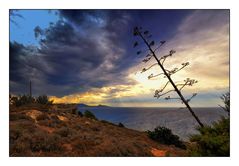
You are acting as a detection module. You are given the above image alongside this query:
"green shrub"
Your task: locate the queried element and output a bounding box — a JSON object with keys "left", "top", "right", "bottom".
{"left": 220, "top": 92, "right": 230, "bottom": 115}
{"left": 77, "top": 110, "right": 83, "bottom": 117}
{"left": 84, "top": 110, "right": 97, "bottom": 120}
{"left": 118, "top": 122, "right": 125, "bottom": 127}
{"left": 12, "top": 95, "right": 35, "bottom": 107}
{"left": 36, "top": 95, "right": 53, "bottom": 105}
{"left": 10, "top": 94, "right": 52, "bottom": 107}
{"left": 188, "top": 117, "right": 229, "bottom": 156}
{"left": 147, "top": 126, "right": 186, "bottom": 149}
{"left": 101, "top": 120, "right": 116, "bottom": 126}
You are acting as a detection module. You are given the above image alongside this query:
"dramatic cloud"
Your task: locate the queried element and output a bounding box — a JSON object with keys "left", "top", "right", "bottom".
{"left": 158, "top": 10, "right": 229, "bottom": 92}
{"left": 129, "top": 10, "right": 229, "bottom": 106}
{"left": 10, "top": 10, "right": 229, "bottom": 106}
{"left": 10, "top": 10, "right": 138, "bottom": 96}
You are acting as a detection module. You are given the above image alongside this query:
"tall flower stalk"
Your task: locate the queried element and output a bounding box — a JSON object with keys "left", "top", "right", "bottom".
{"left": 133, "top": 27, "right": 204, "bottom": 127}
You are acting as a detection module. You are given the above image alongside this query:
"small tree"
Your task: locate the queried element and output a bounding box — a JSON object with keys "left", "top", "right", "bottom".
{"left": 12, "top": 95, "right": 35, "bottom": 107}
{"left": 147, "top": 126, "right": 186, "bottom": 149}
{"left": 219, "top": 92, "right": 230, "bottom": 116}
{"left": 189, "top": 117, "right": 229, "bottom": 156}
{"left": 118, "top": 122, "right": 125, "bottom": 128}
{"left": 188, "top": 92, "right": 230, "bottom": 156}
{"left": 84, "top": 110, "right": 97, "bottom": 120}
{"left": 133, "top": 27, "right": 204, "bottom": 127}
{"left": 36, "top": 95, "right": 53, "bottom": 105}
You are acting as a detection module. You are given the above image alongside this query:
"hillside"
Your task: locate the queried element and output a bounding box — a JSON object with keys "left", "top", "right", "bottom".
{"left": 9, "top": 104, "right": 186, "bottom": 157}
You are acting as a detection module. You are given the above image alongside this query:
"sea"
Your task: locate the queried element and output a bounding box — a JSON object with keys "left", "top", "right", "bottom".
{"left": 77, "top": 106, "right": 228, "bottom": 141}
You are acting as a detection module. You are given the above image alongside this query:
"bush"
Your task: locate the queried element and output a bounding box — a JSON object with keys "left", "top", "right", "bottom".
{"left": 30, "top": 132, "right": 63, "bottom": 152}
{"left": 147, "top": 126, "right": 186, "bottom": 149}
{"left": 11, "top": 95, "right": 35, "bottom": 107}
{"left": 36, "top": 113, "right": 49, "bottom": 121}
{"left": 37, "top": 115, "right": 65, "bottom": 128}
{"left": 10, "top": 127, "right": 22, "bottom": 143}
{"left": 84, "top": 110, "right": 97, "bottom": 120}
{"left": 219, "top": 92, "right": 230, "bottom": 116}
{"left": 10, "top": 94, "right": 53, "bottom": 107}
{"left": 188, "top": 117, "right": 229, "bottom": 156}
{"left": 101, "top": 120, "right": 115, "bottom": 126}
{"left": 118, "top": 122, "right": 125, "bottom": 127}
{"left": 10, "top": 129, "right": 63, "bottom": 156}
{"left": 10, "top": 140, "right": 30, "bottom": 156}
{"left": 36, "top": 95, "right": 53, "bottom": 105}
{"left": 71, "top": 108, "right": 77, "bottom": 114}
{"left": 10, "top": 113, "right": 34, "bottom": 121}
{"left": 56, "top": 127, "right": 71, "bottom": 137}
{"left": 77, "top": 110, "right": 83, "bottom": 117}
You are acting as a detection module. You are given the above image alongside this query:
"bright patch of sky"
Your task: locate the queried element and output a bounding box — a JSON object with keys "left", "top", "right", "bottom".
{"left": 10, "top": 10, "right": 60, "bottom": 46}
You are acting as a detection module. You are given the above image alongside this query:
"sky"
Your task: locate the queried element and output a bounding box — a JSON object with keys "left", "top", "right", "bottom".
{"left": 9, "top": 9, "right": 229, "bottom": 107}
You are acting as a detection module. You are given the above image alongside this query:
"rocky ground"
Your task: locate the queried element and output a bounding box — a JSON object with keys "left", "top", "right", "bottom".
{"left": 9, "top": 104, "right": 186, "bottom": 157}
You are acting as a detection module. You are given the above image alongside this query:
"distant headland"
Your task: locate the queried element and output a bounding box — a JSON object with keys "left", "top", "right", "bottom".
{"left": 78, "top": 103, "right": 110, "bottom": 107}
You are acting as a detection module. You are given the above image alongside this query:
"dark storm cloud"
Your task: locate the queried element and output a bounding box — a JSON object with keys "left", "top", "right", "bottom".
{"left": 59, "top": 10, "right": 106, "bottom": 26}
{"left": 10, "top": 10, "right": 194, "bottom": 97}
{"left": 10, "top": 42, "right": 27, "bottom": 83}
{"left": 10, "top": 10, "right": 138, "bottom": 96}
{"left": 10, "top": 42, "right": 49, "bottom": 94}
{"left": 34, "top": 26, "right": 44, "bottom": 38}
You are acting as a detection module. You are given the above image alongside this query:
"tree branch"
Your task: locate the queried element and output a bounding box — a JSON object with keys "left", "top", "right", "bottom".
{"left": 186, "top": 93, "right": 197, "bottom": 103}
{"left": 165, "top": 96, "right": 181, "bottom": 100}
{"left": 177, "top": 78, "right": 198, "bottom": 91}
{"left": 148, "top": 73, "right": 164, "bottom": 79}
{"left": 160, "top": 81, "right": 170, "bottom": 92}
{"left": 218, "top": 104, "right": 229, "bottom": 113}
{"left": 141, "top": 63, "right": 158, "bottom": 73}
{"left": 154, "top": 89, "right": 174, "bottom": 99}
{"left": 153, "top": 41, "right": 166, "bottom": 52}
{"left": 165, "top": 62, "right": 190, "bottom": 77}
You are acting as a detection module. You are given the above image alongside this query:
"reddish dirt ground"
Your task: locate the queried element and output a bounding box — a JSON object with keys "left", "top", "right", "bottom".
{"left": 9, "top": 105, "right": 186, "bottom": 157}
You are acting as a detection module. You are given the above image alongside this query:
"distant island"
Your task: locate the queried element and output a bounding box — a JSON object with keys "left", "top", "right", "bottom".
{"left": 78, "top": 103, "right": 89, "bottom": 107}
{"left": 97, "top": 104, "right": 109, "bottom": 107}
{"left": 78, "top": 103, "right": 110, "bottom": 107}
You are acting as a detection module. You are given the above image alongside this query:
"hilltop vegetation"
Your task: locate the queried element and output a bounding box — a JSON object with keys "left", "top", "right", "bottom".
{"left": 147, "top": 126, "right": 186, "bottom": 149}
{"left": 10, "top": 94, "right": 53, "bottom": 107}
{"left": 187, "top": 92, "right": 230, "bottom": 156}
{"left": 188, "top": 117, "right": 229, "bottom": 156}
{"left": 9, "top": 93, "right": 229, "bottom": 157}
{"left": 9, "top": 102, "right": 186, "bottom": 157}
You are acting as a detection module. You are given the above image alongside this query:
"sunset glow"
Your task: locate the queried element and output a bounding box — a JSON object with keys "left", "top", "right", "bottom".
{"left": 10, "top": 10, "right": 229, "bottom": 107}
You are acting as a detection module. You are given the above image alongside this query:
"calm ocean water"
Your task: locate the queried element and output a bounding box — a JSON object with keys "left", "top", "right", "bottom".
{"left": 77, "top": 106, "right": 228, "bottom": 140}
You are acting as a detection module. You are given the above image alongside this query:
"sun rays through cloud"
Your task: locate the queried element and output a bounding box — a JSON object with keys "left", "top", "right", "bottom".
{"left": 10, "top": 9, "right": 229, "bottom": 107}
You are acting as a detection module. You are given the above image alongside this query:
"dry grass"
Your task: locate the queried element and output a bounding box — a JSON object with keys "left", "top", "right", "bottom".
{"left": 9, "top": 104, "right": 186, "bottom": 157}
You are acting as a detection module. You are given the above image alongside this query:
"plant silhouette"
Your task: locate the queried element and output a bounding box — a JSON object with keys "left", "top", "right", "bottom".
{"left": 133, "top": 26, "right": 204, "bottom": 127}
{"left": 219, "top": 92, "right": 230, "bottom": 116}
